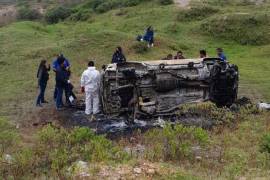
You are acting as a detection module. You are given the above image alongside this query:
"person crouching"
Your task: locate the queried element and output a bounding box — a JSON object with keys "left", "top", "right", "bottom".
{"left": 81, "top": 61, "right": 101, "bottom": 116}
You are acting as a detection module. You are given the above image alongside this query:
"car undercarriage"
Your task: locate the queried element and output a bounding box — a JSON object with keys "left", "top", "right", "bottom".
{"left": 100, "top": 58, "right": 239, "bottom": 119}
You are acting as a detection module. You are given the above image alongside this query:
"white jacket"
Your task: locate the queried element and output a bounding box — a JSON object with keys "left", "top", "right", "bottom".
{"left": 81, "top": 67, "right": 101, "bottom": 92}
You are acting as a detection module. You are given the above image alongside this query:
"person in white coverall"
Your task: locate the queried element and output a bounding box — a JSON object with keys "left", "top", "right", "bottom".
{"left": 81, "top": 61, "right": 101, "bottom": 115}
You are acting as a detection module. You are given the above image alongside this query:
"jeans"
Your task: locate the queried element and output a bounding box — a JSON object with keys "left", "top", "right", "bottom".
{"left": 54, "top": 85, "right": 72, "bottom": 104}
{"left": 36, "top": 83, "right": 47, "bottom": 105}
{"left": 56, "top": 87, "right": 64, "bottom": 109}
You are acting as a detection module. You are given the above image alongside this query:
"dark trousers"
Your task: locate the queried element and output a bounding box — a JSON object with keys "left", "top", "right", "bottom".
{"left": 54, "top": 86, "right": 72, "bottom": 104}
{"left": 56, "top": 87, "right": 64, "bottom": 109}
{"left": 36, "top": 83, "right": 47, "bottom": 105}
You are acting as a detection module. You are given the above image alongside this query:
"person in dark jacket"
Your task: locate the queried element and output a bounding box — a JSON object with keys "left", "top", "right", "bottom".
{"left": 200, "top": 49, "right": 207, "bottom": 58}
{"left": 174, "top": 51, "right": 185, "bottom": 59}
{"left": 55, "top": 61, "right": 69, "bottom": 110}
{"left": 36, "top": 60, "right": 50, "bottom": 107}
{"left": 112, "top": 46, "right": 126, "bottom": 64}
{"left": 53, "top": 54, "right": 71, "bottom": 102}
{"left": 143, "top": 26, "right": 154, "bottom": 48}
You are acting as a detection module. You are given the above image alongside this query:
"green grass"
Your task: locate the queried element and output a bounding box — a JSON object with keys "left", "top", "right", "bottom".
{"left": 0, "top": 1, "right": 269, "bottom": 111}
{"left": 0, "top": 1, "right": 270, "bottom": 177}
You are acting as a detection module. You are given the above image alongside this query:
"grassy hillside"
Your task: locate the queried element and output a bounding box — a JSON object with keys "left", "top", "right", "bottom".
{"left": 1, "top": 1, "right": 270, "bottom": 115}
{"left": 1, "top": 0, "right": 270, "bottom": 179}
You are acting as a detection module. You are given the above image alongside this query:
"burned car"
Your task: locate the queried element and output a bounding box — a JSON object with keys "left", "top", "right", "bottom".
{"left": 100, "top": 58, "right": 239, "bottom": 118}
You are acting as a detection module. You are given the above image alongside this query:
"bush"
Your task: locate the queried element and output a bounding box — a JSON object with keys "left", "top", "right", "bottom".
{"left": 223, "top": 148, "right": 248, "bottom": 178}
{"left": 1, "top": 125, "right": 129, "bottom": 179}
{"left": 200, "top": 13, "right": 270, "bottom": 45}
{"left": 158, "top": 0, "right": 174, "bottom": 5}
{"left": 45, "top": 6, "right": 72, "bottom": 24}
{"left": 0, "top": 118, "right": 19, "bottom": 155}
{"left": 80, "top": 0, "right": 151, "bottom": 14}
{"left": 143, "top": 124, "right": 209, "bottom": 161}
{"left": 69, "top": 9, "right": 93, "bottom": 21}
{"left": 177, "top": 102, "right": 235, "bottom": 125}
{"left": 132, "top": 42, "right": 149, "bottom": 54}
{"left": 17, "top": 7, "right": 42, "bottom": 20}
{"left": 260, "top": 133, "right": 270, "bottom": 154}
{"left": 177, "top": 5, "right": 219, "bottom": 21}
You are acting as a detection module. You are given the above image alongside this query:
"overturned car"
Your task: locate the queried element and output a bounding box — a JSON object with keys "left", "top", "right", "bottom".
{"left": 100, "top": 58, "right": 239, "bottom": 118}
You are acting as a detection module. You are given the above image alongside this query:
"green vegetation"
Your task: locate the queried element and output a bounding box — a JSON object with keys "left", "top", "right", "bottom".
{"left": 17, "top": 6, "right": 42, "bottom": 20}
{"left": 0, "top": 120, "right": 129, "bottom": 179}
{"left": 260, "top": 133, "right": 270, "bottom": 154}
{"left": 0, "top": 0, "right": 270, "bottom": 179}
{"left": 45, "top": 6, "right": 73, "bottom": 24}
{"left": 201, "top": 13, "right": 270, "bottom": 45}
{"left": 177, "top": 5, "right": 219, "bottom": 21}
{"left": 144, "top": 124, "right": 209, "bottom": 161}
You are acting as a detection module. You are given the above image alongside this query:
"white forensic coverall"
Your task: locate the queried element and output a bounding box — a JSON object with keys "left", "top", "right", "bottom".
{"left": 81, "top": 67, "right": 101, "bottom": 115}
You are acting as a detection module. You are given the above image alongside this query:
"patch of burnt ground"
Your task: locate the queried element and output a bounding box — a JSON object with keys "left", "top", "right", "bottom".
{"left": 54, "top": 97, "right": 254, "bottom": 138}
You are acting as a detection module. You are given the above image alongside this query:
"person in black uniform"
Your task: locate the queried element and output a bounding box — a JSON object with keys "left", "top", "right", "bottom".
{"left": 112, "top": 46, "right": 126, "bottom": 64}
{"left": 36, "top": 60, "right": 50, "bottom": 107}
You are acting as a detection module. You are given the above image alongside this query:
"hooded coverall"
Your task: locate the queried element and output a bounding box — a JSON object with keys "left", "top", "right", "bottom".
{"left": 81, "top": 67, "right": 101, "bottom": 115}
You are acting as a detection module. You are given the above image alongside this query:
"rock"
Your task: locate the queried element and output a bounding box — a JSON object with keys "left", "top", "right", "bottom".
{"left": 133, "top": 167, "right": 142, "bottom": 174}
{"left": 195, "top": 156, "right": 202, "bottom": 161}
{"left": 146, "top": 168, "right": 155, "bottom": 175}
{"left": 69, "top": 160, "right": 90, "bottom": 178}
{"left": 258, "top": 103, "right": 270, "bottom": 110}
{"left": 4, "top": 154, "right": 13, "bottom": 163}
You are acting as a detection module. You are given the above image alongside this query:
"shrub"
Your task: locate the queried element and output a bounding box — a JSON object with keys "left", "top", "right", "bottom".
{"left": 200, "top": 13, "right": 270, "bottom": 45}
{"left": 158, "top": 0, "right": 174, "bottom": 5}
{"left": 177, "top": 5, "right": 219, "bottom": 21}
{"left": 0, "top": 125, "right": 130, "bottom": 178}
{"left": 0, "top": 118, "right": 19, "bottom": 155}
{"left": 45, "top": 6, "right": 72, "bottom": 24}
{"left": 69, "top": 9, "right": 93, "bottom": 21}
{"left": 17, "top": 7, "right": 42, "bottom": 20}
{"left": 143, "top": 124, "right": 209, "bottom": 161}
{"left": 223, "top": 148, "right": 248, "bottom": 178}
{"left": 177, "top": 102, "right": 235, "bottom": 125}
{"left": 260, "top": 133, "right": 270, "bottom": 154}
{"left": 80, "top": 0, "right": 152, "bottom": 14}
{"left": 132, "top": 42, "right": 149, "bottom": 54}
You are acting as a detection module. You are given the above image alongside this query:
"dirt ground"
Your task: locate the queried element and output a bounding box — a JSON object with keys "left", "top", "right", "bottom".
{"left": 174, "top": 0, "right": 190, "bottom": 8}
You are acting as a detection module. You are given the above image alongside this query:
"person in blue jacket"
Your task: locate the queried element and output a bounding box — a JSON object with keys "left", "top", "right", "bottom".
{"left": 143, "top": 26, "right": 154, "bottom": 48}
{"left": 36, "top": 60, "right": 50, "bottom": 107}
{"left": 217, "top": 48, "right": 227, "bottom": 62}
{"left": 52, "top": 54, "right": 71, "bottom": 102}
{"left": 55, "top": 60, "right": 70, "bottom": 110}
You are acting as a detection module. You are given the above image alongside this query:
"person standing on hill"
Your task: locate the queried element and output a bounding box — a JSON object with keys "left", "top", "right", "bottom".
{"left": 217, "top": 48, "right": 227, "bottom": 62}
{"left": 36, "top": 60, "right": 50, "bottom": 107}
{"left": 199, "top": 49, "right": 207, "bottom": 58}
{"left": 52, "top": 54, "right": 71, "bottom": 103}
{"left": 81, "top": 61, "right": 101, "bottom": 116}
{"left": 112, "top": 47, "right": 126, "bottom": 64}
{"left": 174, "top": 51, "right": 185, "bottom": 59}
{"left": 55, "top": 60, "right": 70, "bottom": 110}
{"left": 143, "top": 26, "right": 154, "bottom": 48}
